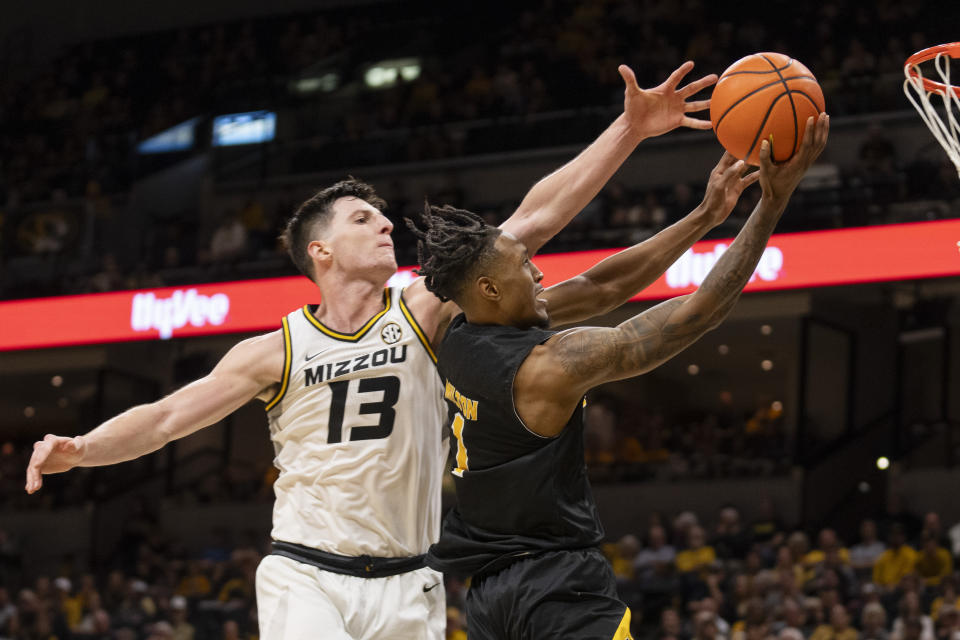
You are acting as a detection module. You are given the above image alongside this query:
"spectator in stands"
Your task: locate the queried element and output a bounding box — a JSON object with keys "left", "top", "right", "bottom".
{"left": 168, "top": 595, "right": 194, "bottom": 640}
{"left": 788, "top": 531, "right": 812, "bottom": 566}
{"left": 893, "top": 592, "right": 935, "bottom": 640}
{"left": 851, "top": 520, "right": 887, "bottom": 577}
{"left": 713, "top": 506, "right": 751, "bottom": 560}
{"left": 811, "top": 603, "right": 859, "bottom": 640}
{"left": 693, "top": 609, "right": 723, "bottom": 640}
{"left": 446, "top": 606, "right": 468, "bottom": 640}
{"left": 916, "top": 532, "right": 953, "bottom": 587}
{"left": 207, "top": 211, "right": 248, "bottom": 264}
{"left": 72, "top": 590, "right": 110, "bottom": 637}
{"left": 922, "top": 513, "right": 948, "bottom": 548}
{"left": 932, "top": 578, "right": 960, "bottom": 621}
{"left": 677, "top": 526, "right": 718, "bottom": 576}
{"left": 783, "top": 596, "right": 815, "bottom": 638}
{"left": 605, "top": 534, "right": 641, "bottom": 581}
{"left": 0, "top": 588, "right": 15, "bottom": 638}
{"left": 806, "top": 528, "right": 851, "bottom": 568}
{"left": 636, "top": 524, "right": 677, "bottom": 582}
{"left": 933, "top": 605, "right": 960, "bottom": 640}
{"left": 750, "top": 496, "right": 785, "bottom": 548}
{"left": 874, "top": 525, "right": 918, "bottom": 590}
{"left": 861, "top": 602, "right": 890, "bottom": 640}
{"left": 660, "top": 608, "right": 686, "bottom": 640}
{"left": 88, "top": 253, "right": 125, "bottom": 293}
{"left": 176, "top": 561, "right": 212, "bottom": 598}
{"left": 52, "top": 576, "right": 81, "bottom": 631}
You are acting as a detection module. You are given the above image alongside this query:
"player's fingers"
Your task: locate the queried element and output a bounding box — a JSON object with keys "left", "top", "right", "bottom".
{"left": 715, "top": 151, "right": 738, "bottom": 171}
{"left": 663, "top": 60, "right": 695, "bottom": 89}
{"left": 680, "top": 116, "right": 714, "bottom": 130}
{"left": 740, "top": 171, "right": 762, "bottom": 189}
{"left": 618, "top": 64, "right": 640, "bottom": 92}
{"left": 798, "top": 116, "right": 816, "bottom": 155}
{"left": 25, "top": 442, "right": 50, "bottom": 493}
{"left": 721, "top": 159, "right": 746, "bottom": 184}
{"left": 683, "top": 99, "right": 711, "bottom": 113}
{"left": 815, "top": 113, "right": 830, "bottom": 149}
{"left": 759, "top": 138, "right": 773, "bottom": 170}
{"left": 710, "top": 152, "right": 737, "bottom": 179}
{"left": 678, "top": 74, "right": 718, "bottom": 98}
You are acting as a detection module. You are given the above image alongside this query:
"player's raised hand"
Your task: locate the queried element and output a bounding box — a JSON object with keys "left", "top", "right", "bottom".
{"left": 758, "top": 112, "right": 830, "bottom": 205}
{"left": 699, "top": 152, "right": 761, "bottom": 227}
{"left": 619, "top": 61, "right": 717, "bottom": 141}
{"left": 25, "top": 433, "right": 86, "bottom": 494}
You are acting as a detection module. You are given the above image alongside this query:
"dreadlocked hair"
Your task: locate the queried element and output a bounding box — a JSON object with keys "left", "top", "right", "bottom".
{"left": 404, "top": 203, "right": 501, "bottom": 302}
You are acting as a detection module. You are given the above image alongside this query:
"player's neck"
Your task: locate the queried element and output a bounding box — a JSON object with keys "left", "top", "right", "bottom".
{"left": 461, "top": 302, "right": 507, "bottom": 327}
{"left": 312, "top": 275, "right": 388, "bottom": 334}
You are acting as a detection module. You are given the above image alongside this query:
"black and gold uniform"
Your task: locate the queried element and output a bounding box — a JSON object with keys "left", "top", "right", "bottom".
{"left": 427, "top": 314, "right": 633, "bottom": 640}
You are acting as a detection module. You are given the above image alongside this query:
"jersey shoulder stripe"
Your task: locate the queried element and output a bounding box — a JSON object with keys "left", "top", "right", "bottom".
{"left": 264, "top": 315, "right": 292, "bottom": 411}
{"left": 398, "top": 289, "right": 437, "bottom": 363}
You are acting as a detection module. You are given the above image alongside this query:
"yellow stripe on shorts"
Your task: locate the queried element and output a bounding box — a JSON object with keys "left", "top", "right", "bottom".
{"left": 612, "top": 608, "right": 633, "bottom": 640}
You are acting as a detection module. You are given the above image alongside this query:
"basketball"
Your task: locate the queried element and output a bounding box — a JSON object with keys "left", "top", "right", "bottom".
{"left": 710, "top": 53, "right": 825, "bottom": 165}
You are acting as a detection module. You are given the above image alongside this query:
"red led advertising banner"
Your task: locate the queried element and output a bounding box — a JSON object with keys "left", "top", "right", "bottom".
{"left": 2, "top": 219, "right": 959, "bottom": 351}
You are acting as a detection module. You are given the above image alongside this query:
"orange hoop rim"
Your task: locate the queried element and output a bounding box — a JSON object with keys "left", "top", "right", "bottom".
{"left": 904, "top": 42, "right": 960, "bottom": 97}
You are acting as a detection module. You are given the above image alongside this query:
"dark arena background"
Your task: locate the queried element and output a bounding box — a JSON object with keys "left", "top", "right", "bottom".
{"left": 2, "top": 0, "right": 960, "bottom": 638}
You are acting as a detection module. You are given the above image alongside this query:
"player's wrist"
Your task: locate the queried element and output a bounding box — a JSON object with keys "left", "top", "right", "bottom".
{"left": 688, "top": 203, "right": 717, "bottom": 228}
{"left": 618, "top": 113, "right": 648, "bottom": 145}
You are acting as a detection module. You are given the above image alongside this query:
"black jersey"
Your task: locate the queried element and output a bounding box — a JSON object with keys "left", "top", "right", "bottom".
{"left": 426, "top": 314, "right": 604, "bottom": 578}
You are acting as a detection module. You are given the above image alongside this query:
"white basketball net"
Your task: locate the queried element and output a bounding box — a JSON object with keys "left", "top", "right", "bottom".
{"left": 904, "top": 51, "right": 960, "bottom": 177}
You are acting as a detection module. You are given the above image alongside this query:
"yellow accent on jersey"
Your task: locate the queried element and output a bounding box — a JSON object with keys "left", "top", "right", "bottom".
{"left": 398, "top": 292, "right": 437, "bottom": 363}
{"left": 612, "top": 608, "right": 633, "bottom": 640}
{"left": 264, "top": 316, "right": 292, "bottom": 412}
{"left": 301, "top": 289, "right": 392, "bottom": 341}
{"left": 452, "top": 412, "right": 468, "bottom": 476}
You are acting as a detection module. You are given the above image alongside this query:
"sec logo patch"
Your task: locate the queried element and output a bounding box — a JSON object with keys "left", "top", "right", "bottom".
{"left": 381, "top": 322, "right": 403, "bottom": 345}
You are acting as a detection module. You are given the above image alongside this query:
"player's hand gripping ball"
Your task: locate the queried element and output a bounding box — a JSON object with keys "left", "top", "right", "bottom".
{"left": 710, "top": 53, "right": 825, "bottom": 165}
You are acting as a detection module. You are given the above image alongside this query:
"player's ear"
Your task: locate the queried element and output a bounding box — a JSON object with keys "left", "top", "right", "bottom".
{"left": 476, "top": 276, "right": 500, "bottom": 302}
{"left": 308, "top": 239, "right": 332, "bottom": 267}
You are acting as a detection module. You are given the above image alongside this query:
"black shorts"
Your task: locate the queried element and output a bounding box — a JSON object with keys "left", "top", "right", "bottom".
{"left": 465, "top": 547, "right": 633, "bottom": 640}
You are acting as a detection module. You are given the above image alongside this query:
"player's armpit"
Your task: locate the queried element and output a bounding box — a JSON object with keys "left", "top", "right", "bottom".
{"left": 159, "top": 330, "right": 285, "bottom": 441}
{"left": 401, "top": 277, "right": 462, "bottom": 349}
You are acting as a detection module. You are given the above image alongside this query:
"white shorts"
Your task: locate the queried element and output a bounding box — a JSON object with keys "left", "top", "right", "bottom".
{"left": 255, "top": 553, "right": 445, "bottom": 640}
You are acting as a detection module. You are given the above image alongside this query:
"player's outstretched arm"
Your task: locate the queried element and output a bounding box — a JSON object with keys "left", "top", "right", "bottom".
{"left": 516, "top": 114, "right": 829, "bottom": 437}
{"left": 500, "top": 61, "right": 717, "bottom": 256}
{"left": 25, "top": 330, "right": 284, "bottom": 494}
{"left": 405, "top": 63, "right": 716, "bottom": 344}
{"left": 543, "top": 152, "right": 759, "bottom": 327}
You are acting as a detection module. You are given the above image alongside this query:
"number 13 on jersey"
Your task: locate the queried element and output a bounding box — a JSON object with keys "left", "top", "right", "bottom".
{"left": 451, "top": 412, "right": 469, "bottom": 477}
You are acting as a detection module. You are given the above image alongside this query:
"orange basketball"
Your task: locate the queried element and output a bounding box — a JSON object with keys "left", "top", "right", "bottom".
{"left": 710, "top": 53, "right": 825, "bottom": 166}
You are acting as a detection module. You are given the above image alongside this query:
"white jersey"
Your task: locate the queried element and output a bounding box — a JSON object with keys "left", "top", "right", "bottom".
{"left": 264, "top": 287, "right": 447, "bottom": 557}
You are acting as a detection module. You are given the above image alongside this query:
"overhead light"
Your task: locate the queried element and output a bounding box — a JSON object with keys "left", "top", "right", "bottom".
{"left": 364, "top": 58, "right": 421, "bottom": 89}
{"left": 687, "top": 364, "right": 700, "bottom": 375}
{"left": 718, "top": 344, "right": 729, "bottom": 355}
{"left": 24, "top": 407, "right": 35, "bottom": 418}
{"left": 771, "top": 400, "right": 783, "bottom": 411}
{"left": 51, "top": 375, "right": 63, "bottom": 387}
{"left": 292, "top": 72, "right": 339, "bottom": 94}
{"left": 761, "top": 359, "right": 773, "bottom": 371}
{"left": 876, "top": 456, "right": 890, "bottom": 470}
{"left": 761, "top": 324, "right": 773, "bottom": 335}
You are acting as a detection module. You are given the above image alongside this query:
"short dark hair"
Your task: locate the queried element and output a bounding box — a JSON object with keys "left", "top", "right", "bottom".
{"left": 404, "top": 203, "right": 501, "bottom": 302}
{"left": 282, "top": 178, "right": 386, "bottom": 281}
